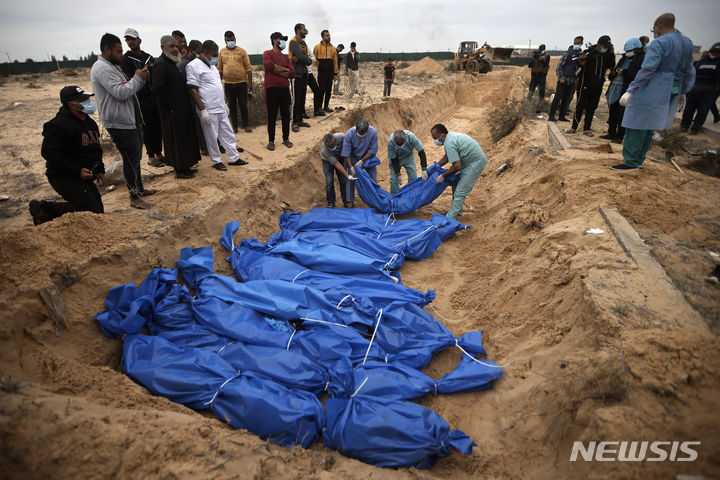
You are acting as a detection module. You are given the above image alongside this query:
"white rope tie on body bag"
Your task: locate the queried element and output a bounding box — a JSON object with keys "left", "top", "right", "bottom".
{"left": 362, "top": 309, "right": 383, "bottom": 365}
{"left": 377, "top": 213, "right": 397, "bottom": 240}
{"left": 392, "top": 225, "right": 438, "bottom": 249}
{"left": 299, "top": 317, "right": 350, "bottom": 328}
{"left": 286, "top": 328, "right": 297, "bottom": 350}
{"left": 291, "top": 269, "right": 310, "bottom": 284}
{"left": 336, "top": 295, "right": 355, "bottom": 309}
{"left": 351, "top": 376, "right": 369, "bottom": 397}
{"left": 430, "top": 302, "right": 482, "bottom": 325}
{"left": 455, "top": 339, "right": 514, "bottom": 369}
{"left": 204, "top": 373, "right": 240, "bottom": 407}
{"left": 383, "top": 253, "right": 399, "bottom": 271}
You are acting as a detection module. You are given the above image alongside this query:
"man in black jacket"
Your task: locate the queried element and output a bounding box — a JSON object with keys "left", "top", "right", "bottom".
{"left": 289, "top": 23, "right": 313, "bottom": 132}
{"left": 681, "top": 43, "right": 720, "bottom": 134}
{"left": 601, "top": 38, "right": 645, "bottom": 142}
{"left": 153, "top": 35, "right": 200, "bottom": 178}
{"left": 29, "top": 86, "right": 106, "bottom": 225}
{"left": 568, "top": 35, "right": 616, "bottom": 135}
{"left": 122, "top": 28, "right": 164, "bottom": 167}
{"left": 548, "top": 36, "right": 583, "bottom": 122}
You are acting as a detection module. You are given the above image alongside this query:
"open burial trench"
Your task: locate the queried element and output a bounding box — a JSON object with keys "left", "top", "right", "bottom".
{"left": 1, "top": 72, "right": 719, "bottom": 479}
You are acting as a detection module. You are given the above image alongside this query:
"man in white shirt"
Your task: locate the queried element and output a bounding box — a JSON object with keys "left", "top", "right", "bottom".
{"left": 186, "top": 40, "right": 247, "bottom": 170}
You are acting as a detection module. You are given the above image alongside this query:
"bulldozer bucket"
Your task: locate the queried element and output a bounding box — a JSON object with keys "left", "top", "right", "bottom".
{"left": 487, "top": 47, "right": 514, "bottom": 62}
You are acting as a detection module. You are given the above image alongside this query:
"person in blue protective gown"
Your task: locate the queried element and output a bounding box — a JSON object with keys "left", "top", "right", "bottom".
{"left": 429, "top": 124, "right": 488, "bottom": 219}
{"left": 342, "top": 117, "right": 378, "bottom": 207}
{"left": 613, "top": 13, "right": 695, "bottom": 171}
{"left": 387, "top": 129, "right": 428, "bottom": 195}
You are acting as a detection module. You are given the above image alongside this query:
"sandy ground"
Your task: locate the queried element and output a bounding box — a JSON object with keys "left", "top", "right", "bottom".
{"left": 1, "top": 62, "right": 719, "bottom": 479}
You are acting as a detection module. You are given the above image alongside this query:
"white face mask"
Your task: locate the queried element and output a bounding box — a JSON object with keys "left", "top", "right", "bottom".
{"left": 573, "top": 44, "right": 582, "bottom": 50}
{"left": 626, "top": 51, "right": 635, "bottom": 57}
{"left": 356, "top": 131, "right": 366, "bottom": 139}
{"left": 434, "top": 137, "right": 444, "bottom": 146}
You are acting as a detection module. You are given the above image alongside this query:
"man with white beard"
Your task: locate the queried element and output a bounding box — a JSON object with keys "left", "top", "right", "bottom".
{"left": 152, "top": 35, "right": 200, "bottom": 178}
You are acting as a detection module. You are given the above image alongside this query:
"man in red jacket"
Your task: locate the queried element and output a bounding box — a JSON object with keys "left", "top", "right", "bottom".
{"left": 263, "top": 32, "right": 296, "bottom": 151}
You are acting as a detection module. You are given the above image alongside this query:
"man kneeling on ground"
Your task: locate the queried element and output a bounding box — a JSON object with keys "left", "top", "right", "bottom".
{"left": 29, "top": 86, "right": 106, "bottom": 225}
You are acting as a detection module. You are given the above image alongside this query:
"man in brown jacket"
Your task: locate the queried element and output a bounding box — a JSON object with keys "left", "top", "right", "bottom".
{"left": 528, "top": 43, "right": 550, "bottom": 112}
{"left": 218, "top": 30, "right": 253, "bottom": 133}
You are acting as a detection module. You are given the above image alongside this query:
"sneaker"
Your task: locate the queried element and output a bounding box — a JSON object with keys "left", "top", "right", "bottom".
{"left": 228, "top": 159, "right": 248, "bottom": 166}
{"left": 314, "top": 110, "right": 326, "bottom": 117}
{"left": 323, "top": 107, "right": 332, "bottom": 113}
{"left": 282, "top": 139, "right": 293, "bottom": 148}
{"left": 130, "top": 198, "right": 152, "bottom": 209}
{"left": 211, "top": 163, "right": 227, "bottom": 171}
{"left": 267, "top": 142, "right": 275, "bottom": 151}
{"left": 327, "top": 203, "right": 335, "bottom": 208}
{"left": 175, "top": 171, "right": 196, "bottom": 179}
{"left": 292, "top": 124, "right": 301, "bottom": 133}
{"left": 547, "top": 117, "right": 557, "bottom": 122}
{"left": 612, "top": 138, "right": 623, "bottom": 144}
{"left": 599, "top": 134, "right": 615, "bottom": 140}
{"left": 148, "top": 157, "right": 165, "bottom": 167}
{"left": 299, "top": 121, "right": 311, "bottom": 128}
{"left": 610, "top": 164, "right": 639, "bottom": 171}
{"left": 141, "top": 188, "right": 158, "bottom": 196}
{"left": 706, "top": 266, "right": 720, "bottom": 285}
{"left": 558, "top": 116, "right": 570, "bottom": 122}
{"left": 28, "top": 199, "right": 52, "bottom": 225}
{"left": 583, "top": 130, "right": 594, "bottom": 137}
{"left": 564, "top": 128, "right": 577, "bottom": 134}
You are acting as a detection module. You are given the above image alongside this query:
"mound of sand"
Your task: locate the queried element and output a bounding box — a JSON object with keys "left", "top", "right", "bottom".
{"left": 403, "top": 56, "right": 444, "bottom": 74}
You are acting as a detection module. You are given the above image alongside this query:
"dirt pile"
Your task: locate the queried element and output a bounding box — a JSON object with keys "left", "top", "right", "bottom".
{"left": 403, "top": 56, "right": 444, "bottom": 75}
{"left": 1, "top": 67, "right": 719, "bottom": 479}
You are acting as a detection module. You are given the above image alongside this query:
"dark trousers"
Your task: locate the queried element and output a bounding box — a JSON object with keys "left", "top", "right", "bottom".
{"left": 323, "top": 160, "right": 348, "bottom": 206}
{"left": 681, "top": 88, "right": 717, "bottom": 133}
{"left": 224, "top": 82, "right": 249, "bottom": 130}
{"left": 528, "top": 73, "right": 547, "bottom": 98}
{"left": 548, "top": 80, "right": 573, "bottom": 119}
{"left": 43, "top": 175, "right": 104, "bottom": 219}
{"left": 107, "top": 125, "right": 145, "bottom": 200}
{"left": 141, "top": 106, "right": 163, "bottom": 157}
{"left": 572, "top": 86, "right": 602, "bottom": 131}
{"left": 711, "top": 91, "right": 719, "bottom": 119}
{"left": 607, "top": 102, "right": 626, "bottom": 139}
{"left": 266, "top": 87, "right": 291, "bottom": 142}
{"left": 384, "top": 80, "right": 392, "bottom": 97}
{"left": 314, "top": 67, "right": 333, "bottom": 112}
{"left": 293, "top": 75, "right": 308, "bottom": 125}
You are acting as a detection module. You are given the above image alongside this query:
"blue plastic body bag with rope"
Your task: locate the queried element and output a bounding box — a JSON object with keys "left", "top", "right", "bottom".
{"left": 355, "top": 163, "right": 459, "bottom": 215}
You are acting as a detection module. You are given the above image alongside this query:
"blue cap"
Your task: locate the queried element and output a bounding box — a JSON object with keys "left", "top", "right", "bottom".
{"left": 624, "top": 38, "right": 642, "bottom": 52}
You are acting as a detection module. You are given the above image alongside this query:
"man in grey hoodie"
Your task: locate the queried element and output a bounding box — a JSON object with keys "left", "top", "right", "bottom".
{"left": 91, "top": 32, "right": 156, "bottom": 209}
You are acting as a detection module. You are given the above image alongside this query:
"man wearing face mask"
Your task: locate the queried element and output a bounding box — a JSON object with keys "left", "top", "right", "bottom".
{"left": 613, "top": 13, "right": 695, "bottom": 171}
{"left": 218, "top": 30, "right": 253, "bottom": 134}
{"left": 91, "top": 32, "right": 155, "bottom": 210}
{"left": 430, "top": 124, "right": 488, "bottom": 219}
{"left": 186, "top": 40, "right": 247, "bottom": 170}
{"left": 387, "top": 129, "right": 427, "bottom": 195}
{"left": 342, "top": 117, "right": 378, "bottom": 208}
{"left": 567, "top": 35, "right": 615, "bottom": 135}
{"left": 313, "top": 30, "right": 339, "bottom": 116}
{"left": 263, "top": 32, "right": 295, "bottom": 150}
{"left": 639, "top": 36, "right": 650, "bottom": 52}
{"left": 528, "top": 44, "right": 551, "bottom": 111}
{"left": 680, "top": 42, "right": 720, "bottom": 135}
{"left": 549, "top": 36, "right": 583, "bottom": 122}
{"left": 152, "top": 35, "right": 200, "bottom": 179}
{"left": 29, "top": 86, "right": 105, "bottom": 225}
{"left": 601, "top": 38, "right": 645, "bottom": 143}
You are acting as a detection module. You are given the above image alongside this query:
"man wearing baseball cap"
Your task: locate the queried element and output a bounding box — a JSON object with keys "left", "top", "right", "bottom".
{"left": 29, "top": 86, "right": 106, "bottom": 225}
{"left": 680, "top": 42, "right": 720, "bottom": 135}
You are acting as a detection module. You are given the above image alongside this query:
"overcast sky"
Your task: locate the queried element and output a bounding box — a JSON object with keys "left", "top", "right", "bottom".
{"left": 1, "top": 0, "right": 716, "bottom": 62}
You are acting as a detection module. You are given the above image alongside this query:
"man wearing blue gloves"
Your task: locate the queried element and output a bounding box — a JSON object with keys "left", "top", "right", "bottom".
{"left": 430, "top": 124, "right": 488, "bottom": 218}
{"left": 387, "top": 129, "right": 427, "bottom": 195}
{"left": 342, "top": 117, "right": 378, "bottom": 207}
{"left": 613, "top": 13, "right": 695, "bottom": 171}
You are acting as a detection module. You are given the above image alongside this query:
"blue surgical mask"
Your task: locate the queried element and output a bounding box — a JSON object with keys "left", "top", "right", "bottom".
{"left": 278, "top": 40, "right": 286, "bottom": 50}
{"left": 540, "top": 50, "right": 545, "bottom": 54}
{"left": 80, "top": 98, "right": 96, "bottom": 115}
{"left": 226, "top": 41, "right": 236, "bottom": 49}
{"left": 210, "top": 56, "right": 218, "bottom": 66}
{"left": 434, "top": 137, "right": 444, "bottom": 146}
{"left": 356, "top": 131, "right": 366, "bottom": 139}
{"left": 573, "top": 44, "right": 582, "bottom": 51}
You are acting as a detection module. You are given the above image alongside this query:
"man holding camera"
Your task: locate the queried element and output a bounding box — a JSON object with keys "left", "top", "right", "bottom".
{"left": 528, "top": 44, "right": 551, "bottom": 112}
{"left": 568, "top": 35, "right": 615, "bottom": 135}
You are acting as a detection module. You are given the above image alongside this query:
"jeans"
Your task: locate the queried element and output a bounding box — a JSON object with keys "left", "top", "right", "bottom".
{"left": 389, "top": 156, "right": 418, "bottom": 195}
{"left": 572, "top": 85, "right": 602, "bottom": 131}
{"left": 323, "top": 160, "right": 348, "bottom": 206}
{"left": 528, "top": 73, "right": 547, "bottom": 98}
{"left": 345, "top": 165, "right": 377, "bottom": 203}
{"left": 621, "top": 129, "right": 654, "bottom": 167}
{"left": 548, "top": 80, "right": 573, "bottom": 119}
{"left": 383, "top": 80, "right": 392, "bottom": 97}
{"left": 107, "top": 125, "right": 144, "bottom": 200}
{"left": 293, "top": 75, "right": 308, "bottom": 125}
{"left": 266, "top": 87, "right": 291, "bottom": 142}
{"left": 681, "top": 88, "right": 717, "bottom": 133}
{"left": 224, "top": 82, "right": 249, "bottom": 130}
{"left": 42, "top": 175, "right": 104, "bottom": 219}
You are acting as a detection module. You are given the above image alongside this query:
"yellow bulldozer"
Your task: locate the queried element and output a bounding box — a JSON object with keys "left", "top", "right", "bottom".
{"left": 454, "top": 41, "right": 514, "bottom": 74}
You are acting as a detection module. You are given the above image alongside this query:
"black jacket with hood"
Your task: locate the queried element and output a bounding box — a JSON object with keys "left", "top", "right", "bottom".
{"left": 578, "top": 45, "right": 617, "bottom": 89}
{"left": 41, "top": 106, "right": 104, "bottom": 179}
